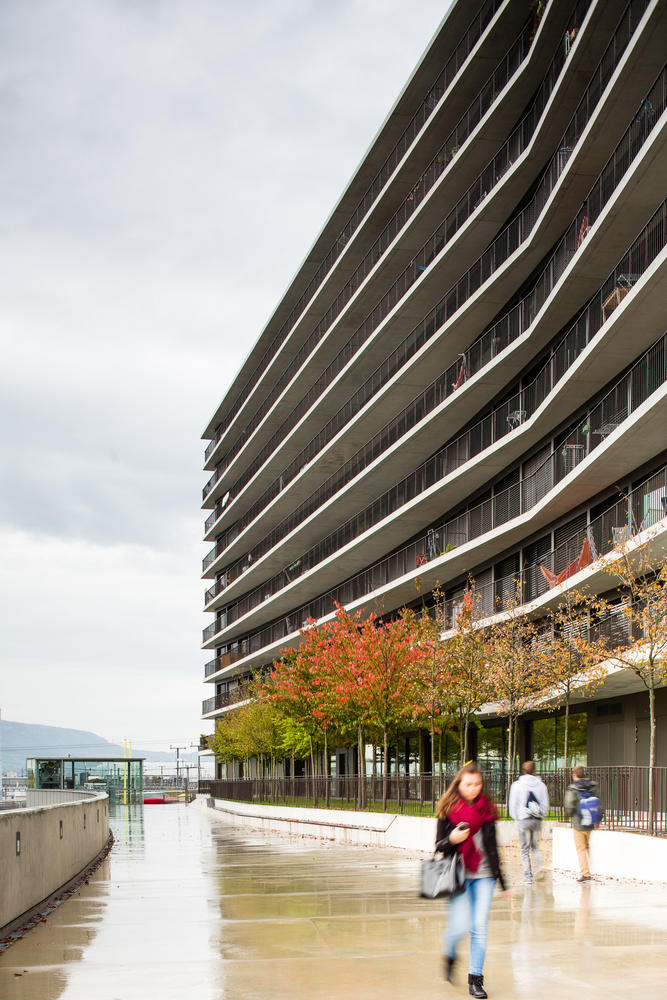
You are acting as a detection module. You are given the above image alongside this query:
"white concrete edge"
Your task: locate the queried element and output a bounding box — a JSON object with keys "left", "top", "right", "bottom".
{"left": 192, "top": 795, "right": 551, "bottom": 853}
{"left": 552, "top": 825, "right": 667, "bottom": 886}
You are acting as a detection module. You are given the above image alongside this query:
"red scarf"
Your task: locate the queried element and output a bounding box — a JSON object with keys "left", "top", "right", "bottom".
{"left": 448, "top": 795, "right": 496, "bottom": 873}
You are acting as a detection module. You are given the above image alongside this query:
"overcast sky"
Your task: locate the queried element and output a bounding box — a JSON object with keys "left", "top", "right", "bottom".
{"left": 0, "top": 0, "right": 448, "bottom": 753}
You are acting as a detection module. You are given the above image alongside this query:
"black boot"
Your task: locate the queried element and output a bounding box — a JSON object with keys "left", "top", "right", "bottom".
{"left": 468, "top": 973, "right": 488, "bottom": 998}
{"left": 443, "top": 955, "right": 456, "bottom": 982}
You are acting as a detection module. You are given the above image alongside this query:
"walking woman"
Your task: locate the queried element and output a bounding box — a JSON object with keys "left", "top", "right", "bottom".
{"left": 436, "top": 762, "right": 505, "bottom": 998}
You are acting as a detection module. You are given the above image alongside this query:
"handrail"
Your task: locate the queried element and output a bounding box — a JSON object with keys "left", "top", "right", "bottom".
{"left": 206, "top": 193, "right": 666, "bottom": 592}
{"left": 203, "top": 328, "right": 666, "bottom": 643}
{"left": 205, "top": 13, "right": 538, "bottom": 475}
{"left": 204, "top": 0, "right": 645, "bottom": 526}
{"left": 204, "top": 455, "right": 667, "bottom": 670}
{"left": 203, "top": 0, "right": 588, "bottom": 500}
{"left": 202, "top": 53, "right": 664, "bottom": 572}
{"left": 204, "top": 201, "right": 666, "bottom": 615}
{"left": 204, "top": 0, "right": 507, "bottom": 461}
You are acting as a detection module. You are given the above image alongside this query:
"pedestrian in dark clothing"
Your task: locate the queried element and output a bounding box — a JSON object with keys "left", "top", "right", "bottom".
{"left": 435, "top": 762, "right": 506, "bottom": 999}
{"left": 564, "top": 765, "right": 601, "bottom": 882}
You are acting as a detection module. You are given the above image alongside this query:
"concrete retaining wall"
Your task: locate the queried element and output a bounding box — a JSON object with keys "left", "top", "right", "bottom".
{"left": 0, "top": 791, "right": 110, "bottom": 932}
{"left": 26, "top": 789, "right": 101, "bottom": 807}
{"left": 553, "top": 825, "right": 667, "bottom": 883}
{"left": 198, "top": 796, "right": 555, "bottom": 851}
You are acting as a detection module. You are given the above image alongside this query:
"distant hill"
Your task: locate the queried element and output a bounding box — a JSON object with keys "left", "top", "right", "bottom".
{"left": 0, "top": 720, "right": 198, "bottom": 775}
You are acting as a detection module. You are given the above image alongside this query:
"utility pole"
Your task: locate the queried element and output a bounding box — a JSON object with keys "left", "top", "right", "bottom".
{"left": 170, "top": 745, "right": 188, "bottom": 784}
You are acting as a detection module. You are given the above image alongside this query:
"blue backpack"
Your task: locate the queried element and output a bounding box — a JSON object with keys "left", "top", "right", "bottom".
{"left": 577, "top": 789, "right": 601, "bottom": 828}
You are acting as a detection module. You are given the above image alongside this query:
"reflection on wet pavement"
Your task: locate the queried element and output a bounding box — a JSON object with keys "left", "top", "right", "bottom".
{"left": 1, "top": 802, "right": 666, "bottom": 999}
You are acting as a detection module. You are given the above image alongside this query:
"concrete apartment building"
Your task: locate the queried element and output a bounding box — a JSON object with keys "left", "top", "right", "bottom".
{"left": 201, "top": 0, "right": 667, "bottom": 778}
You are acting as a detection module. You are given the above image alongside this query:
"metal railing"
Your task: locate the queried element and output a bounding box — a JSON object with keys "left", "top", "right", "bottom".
{"left": 203, "top": 325, "right": 666, "bottom": 648}
{"left": 204, "top": 0, "right": 507, "bottom": 464}
{"left": 204, "top": 12, "right": 543, "bottom": 483}
{"left": 203, "top": 0, "right": 590, "bottom": 501}
{"left": 202, "top": 684, "right": 251, "bottom": 715}
{"left": 441, "top": 465, "right": 667, "bottom": 627}
{"left": 198, "top": 766, "right": 667, "bottom": 834}
{"left": 204, "top": 202, "right": 666, "bottom": 615}
{"left": 204, "top": 3, "right": 654, "bottom": 562}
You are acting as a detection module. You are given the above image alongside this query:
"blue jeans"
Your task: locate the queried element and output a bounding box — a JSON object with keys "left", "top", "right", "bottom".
{"left": 444, "top": 877, "right": 496, "bottom": 976}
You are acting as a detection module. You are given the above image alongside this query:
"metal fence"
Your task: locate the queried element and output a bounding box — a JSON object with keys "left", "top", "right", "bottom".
{"left": 199, "top": 766, "right": 667, "bottom": 835}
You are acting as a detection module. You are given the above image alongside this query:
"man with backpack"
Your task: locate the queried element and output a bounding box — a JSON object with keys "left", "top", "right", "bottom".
{"left": 509, "top": 761, "right": 549, "bottom": 884}
{"left": 564, "top": 765, "right": 602, "bottom": 882}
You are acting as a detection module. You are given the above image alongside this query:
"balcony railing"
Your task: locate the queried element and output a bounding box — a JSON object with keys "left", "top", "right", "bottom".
{"left": 441, "top": 464, "right": 667, "bottom": 627}
{"left": 204, "top": 200, "right": 666, "bottom": 609}
{"left": 203, "top": 50, "right": 666, "bottom": 574}
{"left": 205, "top": 14, "right": 539, "bottom": 478}
{"left": 205, "top": 211, "right": 667, "bottom": 623}
{"left": 203, "top": 0, "right": 588, "bottom": 500}
{"left": 203, "top": 0, "right": 649, "bottom": 537}
{"left": 202, "top": 683, "right": 251, "bottom": 716}
{"left": 204, "top": 0, "right": 507, "bottom": 464}
{"left": 204, "top": 328, "right": 667, "bottom": 643}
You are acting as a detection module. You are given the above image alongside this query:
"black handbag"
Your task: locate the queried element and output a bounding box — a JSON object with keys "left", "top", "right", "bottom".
{"left": 420, "top": 850, "right": 466, "bottom": 899}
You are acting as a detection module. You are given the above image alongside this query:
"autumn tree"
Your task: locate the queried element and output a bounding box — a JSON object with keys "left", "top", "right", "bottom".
{"left": 540, "top": 589, "right": 607, "bottom": 768}
{"left": 353, "top": 608, "right": 428, "bottom": 810}
{"left": 262, "top": 632, "right": 328, "bottom": 805}
{"left": 486, "top": 582, "right": 545, "bottom": 804}
{"left": 441, "top": 583, "right": 494, "bottom": 767}
{"left": 599, "top": 533, "right": 667, "bottom": 833}
{"left": 412, "top": 606, "right": 455, "bottom": 805}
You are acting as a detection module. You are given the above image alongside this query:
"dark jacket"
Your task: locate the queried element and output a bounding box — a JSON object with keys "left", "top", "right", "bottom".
{"left": 564, "top": 778, "right": 601, "bottom": 831}
{"left": 435, "top": 814, "right": 506, "bottom": 890}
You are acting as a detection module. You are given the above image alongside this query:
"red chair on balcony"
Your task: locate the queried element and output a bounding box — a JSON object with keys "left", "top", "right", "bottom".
{"left": 540, "top": 537, "right": 592, "bottom": 589}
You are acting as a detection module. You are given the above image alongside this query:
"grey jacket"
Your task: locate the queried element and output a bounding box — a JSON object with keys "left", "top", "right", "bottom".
{"left": 564, "top": 778, "right": 601, "bottom": 831}
{"left": 509, "top": 773, "right": 549, "bottom": 821}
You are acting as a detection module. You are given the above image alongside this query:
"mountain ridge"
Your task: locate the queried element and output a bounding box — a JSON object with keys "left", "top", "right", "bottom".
{"left": 0, "top": 719, "right": 198, "bottom": 774}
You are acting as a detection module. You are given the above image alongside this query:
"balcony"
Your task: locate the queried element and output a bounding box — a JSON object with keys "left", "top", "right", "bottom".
{"left": 202, "top": 62, "right": 667, "bottom": 580}
{"left": 204, "top": 326, "right": 667, "bottom": 642}
{"left": 202, "top": 683, "right": 252, "bottom": 717}
{"left": 202, "top": 1, "right": 591, "bottom": 507}
{"left": 203, "top": 328, "right": 667, "bottom": 649}
{"left": 204, "top": 197, "right": 666, "bottom": 603}
{"left": 203, "top": 1, "right": 659, "bottom": 533}
{"left": 202, "top": 0, "right": 514, "bottom": 464}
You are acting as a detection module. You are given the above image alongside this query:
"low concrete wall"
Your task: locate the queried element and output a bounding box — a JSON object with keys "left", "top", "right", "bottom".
{"left": 0, "top": 790, "right": 110, "bottom": 932}
{"left": 197, "top": 796, "right": 554, "bottom": 852}
{"left": 26, "top": 789, "right": 101, "bottom": 807}
{"left": 553, "top": 825, "right": 667, "bottom": 883}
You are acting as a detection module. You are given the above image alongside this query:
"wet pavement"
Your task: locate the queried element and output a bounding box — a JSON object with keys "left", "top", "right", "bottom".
{"left": 1, "top": 803, "right": 666, "bottom": 999}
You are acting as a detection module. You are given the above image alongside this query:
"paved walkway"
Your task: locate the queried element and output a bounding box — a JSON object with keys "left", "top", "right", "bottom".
{"left": 1, "top": 803, "right": 666, "bottom": 999}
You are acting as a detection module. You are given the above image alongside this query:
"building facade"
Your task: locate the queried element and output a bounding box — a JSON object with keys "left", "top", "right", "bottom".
{"left": 201, "top": 0, "right": 667, "bottom": 776}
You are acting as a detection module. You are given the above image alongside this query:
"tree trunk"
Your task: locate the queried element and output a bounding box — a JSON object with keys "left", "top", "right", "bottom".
{"left": 324, "top": 728, "right": 329, "bottom": 808}
{"left": 382, "top": 728, "right": 389, "bottom": 812}
{"left": 309, "top": 734, "right": 317, "bottom": 807}
{"left": 505, "top": 717, "right": 514, "bottom": 809}
{"left": 371, "top": 743, "right": 377, "bottom": 805}
{"left": 438, "top": 729, "right": 443, "bottom": 799}
{"left": 430, "top": 717, "right": 435, "bottom": 811}
{"left": 563, "top": 697, "right": 570, "bottom": 770}
{"left": 396, "top": 732, "right": 402, "bottom": 812}
{"left": 357, "top": 725, "right": 365, "bottom": 810}
{"left": 458, "top": 718, "right": 465, "bottom": 767}
{"left": 649, "top": 682, "right": 656, "bottom": 836}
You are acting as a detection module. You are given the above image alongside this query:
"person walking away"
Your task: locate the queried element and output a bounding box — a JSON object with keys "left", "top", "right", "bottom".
{"left": 564, "top": 765, "right": 601, "bottom": 882}
{"left": 435, "top": 762, "right": 506, "bottom": 998}
{"left": 509, "top": 761, "right": 549, "bottom": 883}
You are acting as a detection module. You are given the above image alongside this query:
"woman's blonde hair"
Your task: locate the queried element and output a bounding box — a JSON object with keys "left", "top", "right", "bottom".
{"left": 437, "top": 761, "right": 488, "bottom": 819}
